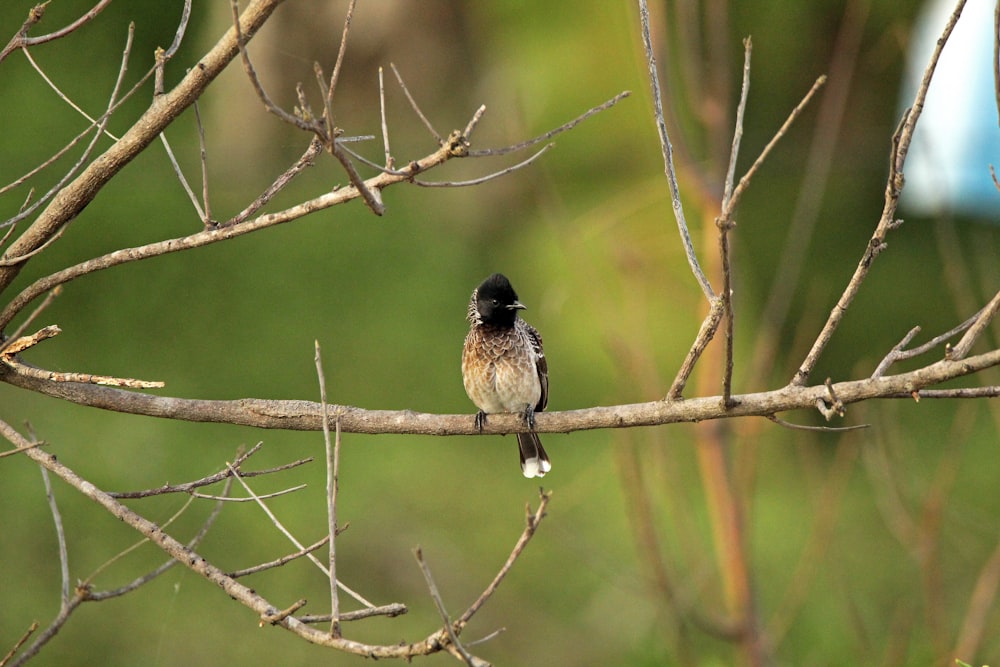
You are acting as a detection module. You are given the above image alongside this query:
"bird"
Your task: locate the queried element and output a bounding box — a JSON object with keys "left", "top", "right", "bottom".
{"left": 462, "top": 273, "right": 551, "bottom": 478}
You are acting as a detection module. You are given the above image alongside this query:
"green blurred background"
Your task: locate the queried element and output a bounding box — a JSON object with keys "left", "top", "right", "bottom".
{"left": 2, "top": 1, "right": 999, "bottom": 665}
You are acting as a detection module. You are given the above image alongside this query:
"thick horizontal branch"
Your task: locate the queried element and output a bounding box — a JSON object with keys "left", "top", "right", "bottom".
{"left": 3, "top": 349, "right": 998, "bottom": 435}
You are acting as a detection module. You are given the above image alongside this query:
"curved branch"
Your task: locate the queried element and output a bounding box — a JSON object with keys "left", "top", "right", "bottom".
{"left": 3, "top": 348, "right": 998, "bottom": 435}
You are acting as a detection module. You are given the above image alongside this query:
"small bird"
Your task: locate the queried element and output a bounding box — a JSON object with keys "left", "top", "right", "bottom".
{"left": 462, "top": 273, "right": 551, "bottom": 478}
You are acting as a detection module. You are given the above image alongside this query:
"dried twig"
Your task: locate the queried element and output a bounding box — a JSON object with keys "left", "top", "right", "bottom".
{"left": 0, "top": 621, "right": 38, "bottom": 667}
{"left": 792, "top": 0, "right": 968, "bottom": 386}
{"left": 1, "top": 326, "right": 164, "bottom": 389}
{"left": 378, "top": 67, "right": 394, "bottom": 169}
{"left": 228, "top": 536, "right": 331, "bottom": 579}
{"left": 40, "top": 466, "right": 71, "bottom": 605}
{"left": 390, "top": 63, "right": 441, "bottom": 143}
{"left": 456, "top": 490, "right": 551, "bottom": 626}
{"left": 415, "top": 547, "right": 481, "bottom": 666}
{"left": 226, "top": 460, "right": 375, "bottom": 609}
{"left": 0, "top": 0, "right": 113, "bottom": 64}
{"left": 468, "top": 91, "right": 630, "bottom": 158}
{"left": 315, "top": 341, "right": 342, "bottom": 637}
{"left": 637, "top": 0, "right": 713, "bottom": 300}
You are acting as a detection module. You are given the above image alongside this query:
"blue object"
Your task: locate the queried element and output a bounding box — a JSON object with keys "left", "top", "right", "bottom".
{"left": 899, "top": 0, "right": 1000, "bottom": 220}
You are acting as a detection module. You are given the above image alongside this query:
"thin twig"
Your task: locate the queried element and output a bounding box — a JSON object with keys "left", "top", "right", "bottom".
{"left": 463, "top": 104, "right": 488, "bottom": 142}
{"left": 226, "top": 139, "right": 324, "bottom": 227}
{"left": 792, "top": 0, "right": 967, "bottom": 385}
{"left": 415, "top": 144, "right": 554, "bottom": 187}
{"left": 330, "top": 140, "right": 385, "bottom": 215}
{"left": 0, "top": 287, "right": 61, "bottom": 354}
{"left": 389, "top": 63, "right": 441, "bottom": 143}
{"left": 164, "top": 0, "right": 192, "bottom": 58}
{"left": 414, "top": 547, "right": 479, "bottom": 667}
{"left": 722, "top": 37, "right": 752, "bottom": 211}
{"left": 323, "top": 0, "right": 357, "bottom": 131}
{"left": 717, "top": 39, "right": 753, "bottom": 408}
{"left": 0, "top": 0, "right": 112, "bottom": 64}
{"left": 316, "top": 341, "right": 341, "bottom": 637}
{"left": 0, "top": 622, "right": 38, "bottom": 667}
{"left": 457, "top": 490, "right": 551, "bottom": 626}
{"left": 228, "top": 536, "right": 331, "bottom": 578}
{"left": 89, "top": 479, "right": 232, "bottom": 601}
{"left": 230, "top": 0, "right": 319, "bottom": 134}
{"left": 378, "top": 67, "right": 394, "bottom": 169}
{"left": 193, "top": 101, "right": 212, "bottom": 225}
{"left": 40, "top": 466, "right": 71, "bottom": 605}
{"left": 947, "top": 289, "right": 1000, "bottom": 360}
{"left": 872, "top": 306, "right": 985, "bottom": 378}
{"left": 226, "top": 460, "right": 376, "bottom": 608}
{"left": 159, "top": 132, "right": 206, "bottom": 220}
{"left": 468, "top": 91, "right": 630, "bottom": 158}
{"left": 721, "top": 74, "right": 826, "bottom": 221}
{"left": 765, "top": 414, "right": 868, "bottom": 432}
{"left": 1, "top": 328, "right": 164, "bottom": 389}
{"left": 298, "top": 603, "right": 408, "bottom": 624}
{"left": 190, "top": 485, "right": 306, "bottom": 501}
{"left": 668, "top": 298, "right": 725, "bottom": 399}
{"left": 87, "top": 495, "right": 198, "bottom": 584}
{"left": 637, "top": 0, "right": 714, "bottom": 300}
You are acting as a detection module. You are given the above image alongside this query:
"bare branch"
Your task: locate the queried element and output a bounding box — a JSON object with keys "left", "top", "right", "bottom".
{"left": 378, "top": 67, "right": 394, "bottom": 169}
{"left": 765, "top": 414, "right": 868, "bottom": 433}
{"left": 415, "top": 144, "right": 554, "bottom": 187}
{"left": 721, "top": 73, "right": 827, "bottom": 224}
{"left": 0, "top": 0, "right": 287, "bottom": 294}
{"left": 390, "top": 63, "right": 441, "bottom": 143}
{"left": 316, "top": 341, "right": 342, "bottom": 637}
{"left": 298, "top": 603, "right": 408, "bottom": 624}
{"left": 467, "top": 91, "right": 630, "bottom": 158}
{"left": 637, "top": 0, "right": 714, "bottom": 301}
{"left": 5, "top": 342, "right": 1000, "bottom": 437}
{"left": 792, "top": 0, "right": 968, "bottom": 386}
{"left": 230, "top": 0, "right": 320, "bottom": 135}
{"left": 0, "top": 621, "right": 38, "bottom": 667}
{"left": 947, "top": 289, "right": 1000, "bottom": 360}
{"left": 1, "top": 326, "right": 163, "bottom": 389}
{"left": 415, "top": 547, "right": 481, "bottom": 666}
{"left": 323, "top": 0, "right": 357, "bottom": 128}
{"left": 0, "top": 0, "right": 113, "bottom": 64}
{"left": 668, "top": 297, "right": 725, "bottom": 399}
{"left": 40, "top": 466, "right": 71, "bottom": 605}
{"left": 228, "top": 536, "right": 331, "bottom": 579}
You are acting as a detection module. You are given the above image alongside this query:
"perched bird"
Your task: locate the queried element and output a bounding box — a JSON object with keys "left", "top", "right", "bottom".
{"left": 462, "top": 273, "right": 551, "bottom": 478}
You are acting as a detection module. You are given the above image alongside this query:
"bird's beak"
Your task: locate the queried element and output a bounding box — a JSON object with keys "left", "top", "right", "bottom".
{"left": 508, "top": 301, "right": 527, "bottom": 311}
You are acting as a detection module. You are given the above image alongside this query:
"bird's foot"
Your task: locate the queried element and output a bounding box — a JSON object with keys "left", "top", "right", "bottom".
{"left": 522, "top": 404, "right": 537, "bottom": 430}
{"left": 474, "top": 410, "right": 487, "bottom": 432}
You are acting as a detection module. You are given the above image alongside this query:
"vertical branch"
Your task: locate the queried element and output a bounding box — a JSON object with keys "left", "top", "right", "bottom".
{"left": 717, "top": 38, "right": 752, "bottom": 408}
{"left": 40, "top": 466, "right": 71, "bottom": 606}
{"left": 315, "top": 341, "right": 340, "bottom": 638}
{"left": 193, "top": 101, "right": 212, "bottom": 225}
{"left": 378, "top": 66, "right": 394, "bottom": 169}
{"left": 637, "top": 0, "right": 715, "bottom": 301}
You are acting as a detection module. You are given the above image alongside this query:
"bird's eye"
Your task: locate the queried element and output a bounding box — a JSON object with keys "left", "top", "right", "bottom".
{"left": 491, "top": 299, "right": 500, "bottom": 306}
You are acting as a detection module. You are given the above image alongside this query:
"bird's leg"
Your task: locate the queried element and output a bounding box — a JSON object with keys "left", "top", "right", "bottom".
{"left": 475, "top": 410, "right": 488, "bottom": 432}
{"left": 522, "top": 403, "right": 536, "bottom": 430}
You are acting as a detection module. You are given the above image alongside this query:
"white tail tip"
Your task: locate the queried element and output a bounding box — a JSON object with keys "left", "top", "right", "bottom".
{"left": 522, "top": 457, "right": 552, "bottom": 478}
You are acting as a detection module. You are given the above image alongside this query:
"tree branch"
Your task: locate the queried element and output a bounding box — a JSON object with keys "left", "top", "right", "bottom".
{"left": 3, "top": 347, "right": 998, "bottom": 436}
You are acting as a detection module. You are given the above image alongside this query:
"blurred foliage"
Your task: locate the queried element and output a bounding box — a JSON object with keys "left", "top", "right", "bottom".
{"left": 2, "top": 0, "right": 1000, "bottom": 665}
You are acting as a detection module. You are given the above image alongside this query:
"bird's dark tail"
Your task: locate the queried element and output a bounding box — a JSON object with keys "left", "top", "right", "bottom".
{"left": 517, "top": 432, "right": 551, "bottom": 478}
